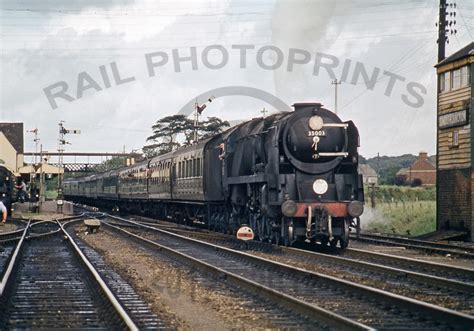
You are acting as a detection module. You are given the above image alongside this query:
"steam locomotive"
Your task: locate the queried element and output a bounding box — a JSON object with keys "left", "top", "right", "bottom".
{"left": 0, "top": 164, "right": 15, "bottom": 216}
{"left": 64, "top": 102, "right": 364, "bottom": 248}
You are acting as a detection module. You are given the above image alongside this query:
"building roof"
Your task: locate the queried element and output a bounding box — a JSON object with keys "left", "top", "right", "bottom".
{"left": 358, "top": 164, "right": 377, "bottom": 177}
{"left": 396, "top": 167, "right": 408, "bottom": 176}
{"left": 410, "top": 152, "right": 435, "bottom": 171}
{"left": 18, "top": 163, "right": 64, "bottom": 175}
{"left": 0, "top": 122, "right": 24, "bottom": 154}
{"left": 436, "top": 42, "right": 474, "bottom": 67}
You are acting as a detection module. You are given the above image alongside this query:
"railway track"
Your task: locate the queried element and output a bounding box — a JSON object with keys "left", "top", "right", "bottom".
{"left": 0, "top": 218, "right": 139, "bottom": 330}
{"left": 116, "top": 217, "right": 474, "bottom": 282}
{"left": 351, "top": 232, "right": 474, "bottom": 258}
{"left": 110, "top": 216, "right": 474, "bottom": 314}
{"left": 102, "top": 214, "right": 474, "bottom": 330}
{"left": 63, "top": 218, "right": 168, "bottom": 330}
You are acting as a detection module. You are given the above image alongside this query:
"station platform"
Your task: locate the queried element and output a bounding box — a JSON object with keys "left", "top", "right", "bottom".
{"left": 12, "top": 200, "right": 74, "bottom": 216}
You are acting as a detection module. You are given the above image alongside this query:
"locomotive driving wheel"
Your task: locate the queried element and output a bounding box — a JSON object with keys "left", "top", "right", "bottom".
{"left": 256, "top": 216, "right": 272, "bottom": 242}
{"left": 282, "top": 218, "right": 295, "bottom": 247}
{"left": 339, "top": 218, "right": 350, "bottom": 249}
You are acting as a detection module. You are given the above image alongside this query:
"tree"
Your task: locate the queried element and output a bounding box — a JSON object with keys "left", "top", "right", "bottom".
{"left": 143, "top": 115, "right": 193, "bottom": 157}
{"left": 198, "top": 117, "right": 230, "bottom": 140}
{"left": 143, "top": 115, "right": 230, "bottom": 157}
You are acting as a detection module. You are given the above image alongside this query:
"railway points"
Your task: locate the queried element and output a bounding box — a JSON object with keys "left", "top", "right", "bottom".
{"left": 0, "top": 215, "right": 165, "bottom": 330}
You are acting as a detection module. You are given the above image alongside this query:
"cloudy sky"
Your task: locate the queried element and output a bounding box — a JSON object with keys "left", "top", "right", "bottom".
{"left": 1, "top": 0, "right": 473, "bottom": 162}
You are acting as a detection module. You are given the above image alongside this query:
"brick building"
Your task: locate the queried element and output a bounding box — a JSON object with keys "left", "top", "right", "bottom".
{"left": 0, "top": 123, "right": 24, "bottom": 173}
{"left": 435, "top": 42, "right": 474, "bottom": 241}
{"left": 396, "top": 152, "right": 436, "bottom": 186}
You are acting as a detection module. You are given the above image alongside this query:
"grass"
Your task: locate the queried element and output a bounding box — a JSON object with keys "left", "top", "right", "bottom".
{"left": 45, "top": 190, "right": 58, "bottom": 200}
{"left": 362, "top": 201, "right": 436, "bottom": 237}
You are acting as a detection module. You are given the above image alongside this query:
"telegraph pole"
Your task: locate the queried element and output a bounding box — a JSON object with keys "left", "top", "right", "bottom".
{"left": 26, "top": 128, "right": 40, "bottom": 205}
{"left": 438, "top": 0, "right": 447, "bottom": 62}
{"left": 39, "top": 144, "right": 45, "bottom": 210}
{"left": 193, "top": 100, "right": 200, "bottom": 142}
{"left": 437, "top": 0, "right": 457, "bottom": 63}
{"left": 261, "top": 108, "right": 268, "bottom": 118}
{"left": 193, "top": 96, "right": 215, "bottom": 142}
{"left": 57, "top": 121, "right": 80, "bottom": 203}
{"left": 331, "top": 79, "right": 341, "bottom": 114}
{"left": 27, "top": 128, "right": 39, "bottom": 165}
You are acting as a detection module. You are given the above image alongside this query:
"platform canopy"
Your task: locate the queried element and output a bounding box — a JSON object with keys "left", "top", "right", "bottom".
{"left": 18, "top": 163, "right": 64, "bottom": 175}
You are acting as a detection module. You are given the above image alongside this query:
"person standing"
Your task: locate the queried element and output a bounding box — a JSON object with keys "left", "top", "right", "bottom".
{"left": 0, "top": 200, "right": 7, "bottom": 224}
{"left": 15, "top": 180, "right": 27, "bottom": 203}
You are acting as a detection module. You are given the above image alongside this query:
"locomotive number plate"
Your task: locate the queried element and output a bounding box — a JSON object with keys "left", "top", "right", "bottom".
{"left": 307, "top": 130, "right": 326, "bottom": 137}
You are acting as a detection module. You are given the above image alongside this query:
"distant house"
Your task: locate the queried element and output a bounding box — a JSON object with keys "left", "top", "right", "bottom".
{"left": 358, "top": 164, "right": 378, "bottom": 185}
{"left": 396, "top": 152, "right": 436, "bottom": 186}
{"left": 0, "top": 123, "right": 24, "bottom": 174}
{"left": 395, "top": 167, "right": 409, "bottom": 185}
{"left": 0, "top": 122, "right": 63, "bottom": 180}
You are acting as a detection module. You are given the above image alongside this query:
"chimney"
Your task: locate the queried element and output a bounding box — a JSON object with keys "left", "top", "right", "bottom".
{"left": 418, "top": 151, "right": 428, "bottom": 160}
{"left": 292, "top": 102, "right": 322, "bottom": 112}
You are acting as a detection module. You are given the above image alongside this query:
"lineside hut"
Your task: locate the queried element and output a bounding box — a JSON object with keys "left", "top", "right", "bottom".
{"left": 435, "top": 42, "right": 474, "bottom": 241}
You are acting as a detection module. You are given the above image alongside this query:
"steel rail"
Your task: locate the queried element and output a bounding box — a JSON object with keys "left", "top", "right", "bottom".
{"left": 0, "top": 220, "right": 30, "bottom": 296}
{"left": 26, "top": 220, "right": 62, "bottom": 239}
{"left": 351, "top": 233, "right": 474, "bottom": 258}
{"left": 104, "top": 215, "right": 474, "bottom": 330}
{"left": 281, "top": 246, "right": 474, "bottom": 293}
{"left": 0, "top": 228, "right": 26, "bottom": 243}
{"left": 102, "top": 220, "right": 373, "bottom": 331}
{"left": 360, "top": 233, "right": 474, "bottom": 253}
{"left": 59, "top": 220, "right": 139, "bottom": 331}
{"left": 345, "top": 247, "right": 474, "bottom": 279}
{"left": 128, "top": 218, "right": 474, "bottom": 291}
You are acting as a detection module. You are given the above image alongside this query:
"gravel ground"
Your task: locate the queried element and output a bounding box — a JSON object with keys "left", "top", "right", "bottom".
{"left": 0, "top": 222, "right": 18, "bottom": 232}
{"left": 249, "top": 251, "right": 473, "bottom": 314}
{"left": 76, "top": 224, "right": 312, "bottom": 330}
{"left": 13, "top": 212, "right": 67, "bottom": 221}
{"left": 134, "top": 216, "right": 474, "bottom": 269}
{"left": 151, "top": 228, "right": 473, "bottom": 314}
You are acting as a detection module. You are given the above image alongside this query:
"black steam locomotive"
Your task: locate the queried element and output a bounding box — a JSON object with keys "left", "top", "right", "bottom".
{"left": 0, "top": 164, "right": 15, "bottom": 216}
{"left": 64, "top": 102, "right": 364, "bottom": 248}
